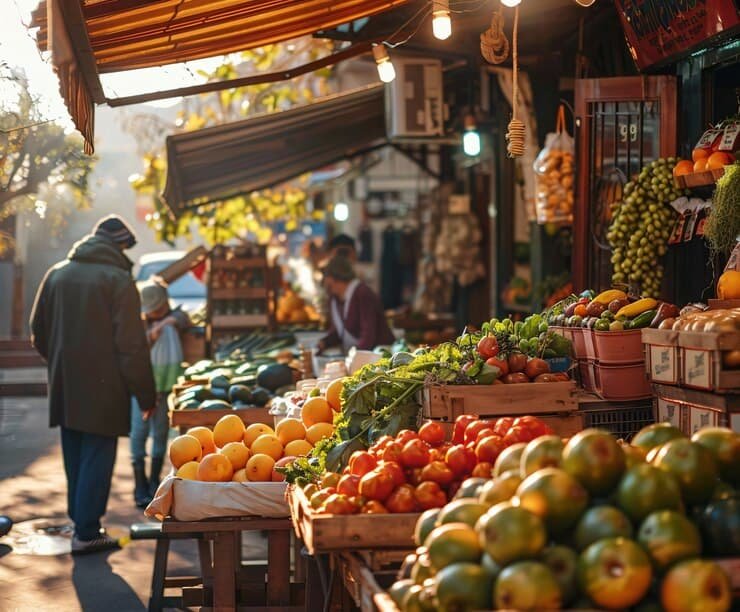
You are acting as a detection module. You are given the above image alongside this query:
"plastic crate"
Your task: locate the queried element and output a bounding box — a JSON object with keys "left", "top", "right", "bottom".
{"left": 581, "top": 403, "right": 655, "bottom": 441}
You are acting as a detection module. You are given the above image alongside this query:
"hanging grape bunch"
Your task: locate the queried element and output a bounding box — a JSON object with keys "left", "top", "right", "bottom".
{"left": 607, "top": 158, "right": 687, "bottom": 297}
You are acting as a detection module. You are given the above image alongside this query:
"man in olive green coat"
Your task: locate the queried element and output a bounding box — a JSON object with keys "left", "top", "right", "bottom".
{"left": 30, "top": 215, "right": 156, "bottom": 554}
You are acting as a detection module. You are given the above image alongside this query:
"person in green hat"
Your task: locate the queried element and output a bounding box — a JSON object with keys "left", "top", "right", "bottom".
{"left": 130, "top": 279, "right": 191, "bottom": 508}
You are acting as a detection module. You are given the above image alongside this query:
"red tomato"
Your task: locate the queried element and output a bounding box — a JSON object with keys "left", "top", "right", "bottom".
{"left": 414, "top": 481, "right": 447, "bottom": 510}
{"left": 512, "top": 415, "right": 553, "bottom": 438}
{"left": 359, "top": 469, "right": 395, "bottom": 501}
{"left": 508, "top": 352, "right": 528, "bottom": 373}
{"left": 453, "top": 415, "right": 478, "bottom": 444}
{"left": 475, "top": 435, "right": 507, "bottom": 464}
{"left": 385, "top": 484, "right": 418, "bottom": 513}
{"left": 418, "top": 421, "right": 446, "bottom": 447}
{"left": 374, "top": 435, "right": 394, "bottom": 449}
{"left": 396, "top": 430, "right": 419, "bottom": 445}
{"left": 382, "top": 442, "right": 403, "bottom": 464}
{"left": 503, "top": 372, "right": 530, "bottom": 384}
{"left": 361, "top": 500, "right": 388, "bottom": 514}
{"left": 524, "top": 358, "right": 550, "bottom": 379}
{"left": 474, "top": 428, "right": 497, "bottom": 444}
{"left": 471, "top": 462, "right": 494, "bottom": 478}
{"left": 477, "top": 335, "right": 499, "bottom": 360}
{"left": 400, "top": 438, "right": 431, "bottom": 468}
{"left": 464, "top": 420, "right": 494, "bottom": 445}
{"left": 445, "top": 444, "right": 477, "bottom": 476}
{"left": 406, "top": 467, "right": 424, "bottom": 486}
{"left": 323, "top": 493, "right": 358, "bottom": 515}
{"left": 348, "top": 495, "right": 366, "bottom": 509}
{"left": 493, "top": 417, "right": 514, "bottom": 437}
{"left": 486, "top": 356, "right": 510, "bottom": 377}
{"left": 349, "top": 451, "right": 378, "bottom": 477}
{"left": 336, "top": 474, "right": 361, "bottom": 497}
{"left": 378, "top": 460, "right": 406, "bottom": 488}
{"left": 503, "top": 425, "right": 536, "bottom": 446}
{"left": 419, "top": 460, "right": 455, "bottom": 487}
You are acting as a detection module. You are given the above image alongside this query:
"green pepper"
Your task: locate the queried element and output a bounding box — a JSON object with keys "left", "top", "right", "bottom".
{"left": 594, "top": 319, "right": 610, "bottom": 332}
{"left": 600, "top": 310, "right": 615, "bottom": 321}
{"left": 538, "top": 322, "right": 549, "bottom": 334}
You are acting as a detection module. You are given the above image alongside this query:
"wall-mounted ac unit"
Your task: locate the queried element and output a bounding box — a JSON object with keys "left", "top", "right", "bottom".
{"left": 387, "top": 58, "right": 444, "bottom": 139}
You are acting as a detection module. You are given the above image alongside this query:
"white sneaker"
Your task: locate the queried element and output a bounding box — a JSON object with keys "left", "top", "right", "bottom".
{"left": 71, "top": 532, "right": 120, "bottom": 555}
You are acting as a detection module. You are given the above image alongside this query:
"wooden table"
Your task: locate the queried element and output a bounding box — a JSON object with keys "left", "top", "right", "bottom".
{"left": 162, "top": 515, "right": 302, "bottom": 612}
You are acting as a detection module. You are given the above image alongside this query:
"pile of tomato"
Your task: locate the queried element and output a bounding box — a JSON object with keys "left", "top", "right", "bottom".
{"left": 302, "top": 414, "right": 555, "bottom": 515}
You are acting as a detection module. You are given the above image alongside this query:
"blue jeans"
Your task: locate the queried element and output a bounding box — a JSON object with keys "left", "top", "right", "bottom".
{"left": 129, "top": 394, "right": 169, "bottom": 462}
{"left": 60, "top": 427, "right": 117, "bottom": 540}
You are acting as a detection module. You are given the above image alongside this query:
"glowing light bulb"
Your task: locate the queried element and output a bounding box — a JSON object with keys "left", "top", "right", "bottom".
{"left": 373, "top": 45, "right": 396, "bottom": 83}
{"left": 501, "top": 0, "right": 521, "bottom": 6}
{"left": 575, "top": 0, "right": 596, "bottom": 5}
{"left": 333, "top": 202, "right": 349, "bottom": 222}
{"left": 432, "top": 0, "right": 452, "bottom": 40}
{"left": 463, "top": 131, "right": 481, "bottom": 156}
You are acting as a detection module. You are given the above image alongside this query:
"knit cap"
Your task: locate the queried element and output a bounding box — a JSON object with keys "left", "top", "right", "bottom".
{"left": 93, "top": 214, "right": 137, "bottom": 249}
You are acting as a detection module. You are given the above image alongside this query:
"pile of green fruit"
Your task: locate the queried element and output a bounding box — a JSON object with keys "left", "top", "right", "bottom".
{"left": 388, "top": 423, "right": 738, "bottom": 612}
{"left": 172, "top": 359, "right": 295, "bottom": 411}
{"left": 607, "top": 158, "right": 687, "bottom": 297}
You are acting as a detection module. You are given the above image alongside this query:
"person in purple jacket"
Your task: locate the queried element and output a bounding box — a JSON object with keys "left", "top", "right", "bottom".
{"left": 317, "top": 255, "right": 395, "bottom": 353}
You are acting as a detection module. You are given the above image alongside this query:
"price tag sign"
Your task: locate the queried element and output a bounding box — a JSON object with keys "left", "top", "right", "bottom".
{"left": 650, "top": 345, "right": 677, "bottom": 383}
{"left": 689, "top": 406, "right": 718, "bottom": 434}
{"left": 683, "top": 348, "right": 712, "bottom": 390}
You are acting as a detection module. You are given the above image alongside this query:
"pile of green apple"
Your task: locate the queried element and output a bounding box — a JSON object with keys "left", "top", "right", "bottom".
{"left": 387, "top": 423, "right": 738, "bottom": 612}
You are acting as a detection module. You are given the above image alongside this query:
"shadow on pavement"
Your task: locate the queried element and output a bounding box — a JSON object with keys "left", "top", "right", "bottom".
{"left": 72, "top": 550, "right": 145, "bottom": 611}
{"left": 0, "top": 545, "right": 11, "bottom": 559}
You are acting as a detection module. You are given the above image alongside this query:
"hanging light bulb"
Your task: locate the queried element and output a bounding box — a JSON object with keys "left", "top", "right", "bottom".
{"left": 501, "top": 0, "right": 521, "bottom": 6}
{"left": 373, "top": 45, "right": 396, "bottom": 83}
{"left": 432, "top": 0, "right": 452, "bottom": 40}
{"left": 574, "top": 0, "right": 596, "bottom": 5}
{"left": 463, "top": 115, "right": 481, "bottom": 156}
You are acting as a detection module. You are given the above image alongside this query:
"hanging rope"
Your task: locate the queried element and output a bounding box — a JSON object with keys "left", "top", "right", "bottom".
{"left": 480, "top": 8, "right": 509, "bottom": 64}
{"left": 506, "top": 5, "right": 525, "bottom": 158}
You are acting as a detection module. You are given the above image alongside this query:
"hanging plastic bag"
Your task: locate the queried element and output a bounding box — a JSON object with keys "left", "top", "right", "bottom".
{"left": 150, "top": 323, "right": 184, "bottom": 392}
{"left": 534, "top": 105, "right": 575, "bottom": 225}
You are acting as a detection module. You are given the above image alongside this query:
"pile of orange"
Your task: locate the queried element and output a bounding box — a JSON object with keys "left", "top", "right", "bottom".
{"left": 168, "top": 412, "right": 335, "bottom": 483}
{"left": 687, "top": 149, "right": 734, "bottom": 173}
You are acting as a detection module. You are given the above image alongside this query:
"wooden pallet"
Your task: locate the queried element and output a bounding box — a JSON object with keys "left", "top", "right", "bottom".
{"left": 288, "top": 486, "right": 419, "bottom": 556}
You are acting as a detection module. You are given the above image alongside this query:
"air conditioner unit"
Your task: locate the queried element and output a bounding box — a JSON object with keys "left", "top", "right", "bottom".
{"left": 387, "top": 58, "right": 444, "bottom": 139}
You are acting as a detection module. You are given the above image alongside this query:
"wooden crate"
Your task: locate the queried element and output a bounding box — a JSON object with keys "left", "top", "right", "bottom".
{"left": 422, "top": 381, "right": 577, "bottom": 422}
{"left": 642, "top": 328, "right": 681, "bottom": 385}
{"left": 156, "top": 246, "right": 207, "bottom": 284}
{"left": 338, "top": 552, "right": 401, "bottom": 612}
{"left": 653, "top": 383, "right": 740, "bottom": 434}
{"left": 678, "top": 330, "right": 740, "bottom": 392}
{"left": 288, "top": 486, "right": 419, "bottom": 556}
{"left": 169, "top": 406, "right": 273, "bottom": 433}
{"left": 181, "top": 330, "right": 206, "bottom": 364}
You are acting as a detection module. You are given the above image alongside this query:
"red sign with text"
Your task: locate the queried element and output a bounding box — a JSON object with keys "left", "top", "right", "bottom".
{"left": 616, "top": 0, "right": 740, "bottom": 69}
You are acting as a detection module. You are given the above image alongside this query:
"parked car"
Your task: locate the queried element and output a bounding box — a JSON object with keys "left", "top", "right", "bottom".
{"left": 135, "top": 251, "right": 205, "bottom": 314}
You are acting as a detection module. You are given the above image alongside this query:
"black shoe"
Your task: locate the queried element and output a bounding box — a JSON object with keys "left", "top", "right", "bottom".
{"left": 71, "top": 533, "right": 120, "bottom": 555}
{"left": 149, "top": 456, "right": 164, "bottom": 498}
{"left": 133, "top": 461, "right": 152, "bottom": 508}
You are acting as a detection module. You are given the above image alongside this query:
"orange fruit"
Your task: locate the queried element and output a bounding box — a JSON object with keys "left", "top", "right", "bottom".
{"left": 301, "top": 396, "right": 334, "bottom": 427}
{"left": 692, "top": 148, "right": 709, "bottom": 162}
{"left": 707, "top": 151, "right": 733, "bottom": 170}
{"left": 717, "top": 270, "right": 740, "bottom": 300}
{"left": 672, "top": 160, "right": 694, "bottom": 177}
{"left": 325, "top": 378, "right": 346, "bottom": 412}
{"left": 169, "top": 434, "right": 203, "bottom": 468}
{"left": 244, "top": 423, "right": 274, "bottom": 447}
{"left": 275, "top": 418, "right": 306, "bottom": 446}
{"left": 197, "top": 454, "right": 234, "bottom": 482}
{"left": 246, "top": 453, "right": 275, "bottom": 481}
{"left": 219, "top": 441, "right": 250, "bottom": 470}
{"left": 693, "top": 158, "right": 708, "bottom": 173}
{"left": 284, "top": 439, "right": 313, "bottom": 457}
{"left": 187, "top": 426, "right": 216, "bottom": 456}
{"left": 176, "top": 461, "right": 200, "bottom": 480}
{"left": 250, "top": 434, "right": 284, "bottom": 460}
{"left": 306, "top": 422, "right": 334, "bottom": 445}
{"left": 213, "top": 414, "right": 246, "bottom": 448}
{"left": 232, "top": 468, "right": 248, "bottom": 482}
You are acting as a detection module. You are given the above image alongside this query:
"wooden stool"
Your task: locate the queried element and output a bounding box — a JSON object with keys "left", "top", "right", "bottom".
{"left": 130, "top": 522, "right": 211, "bottom": 612}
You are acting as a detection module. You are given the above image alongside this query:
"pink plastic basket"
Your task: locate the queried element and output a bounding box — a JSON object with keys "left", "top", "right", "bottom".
{"left": 593, "top": 330, "right": 644, "bottom": 365}
{"left": 592, "top": 361, "right": 651, "bottom": 401}
{"left": 571, "top": 328, "right": 587, "bottom": 360}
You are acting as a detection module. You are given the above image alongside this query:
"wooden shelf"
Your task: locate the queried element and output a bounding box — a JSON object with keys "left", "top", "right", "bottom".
{"left": 211, "top": 257, "right": 267, "bottom": 270}
{"left": 211, "top": 314, "right": 269, "bottom": 328}
{"left": 211, "top": 287, "right": 268, "bottom": 300}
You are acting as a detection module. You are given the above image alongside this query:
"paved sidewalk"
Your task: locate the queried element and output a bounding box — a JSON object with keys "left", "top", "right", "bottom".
{"left": 0, "top": 395, "right": 200, "bottom": 611}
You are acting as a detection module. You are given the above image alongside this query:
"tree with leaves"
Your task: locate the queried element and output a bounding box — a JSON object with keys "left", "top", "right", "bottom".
{"left": 127, "top": 40, "right": 333, "bottom": 246}
{"left": 0, "top": 67, "right": 95, "bottom": 257}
